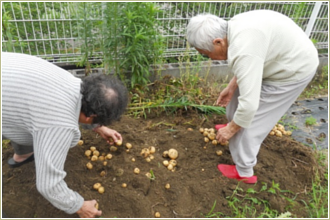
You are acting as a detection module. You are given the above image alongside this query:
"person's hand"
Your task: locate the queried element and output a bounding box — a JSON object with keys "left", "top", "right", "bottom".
{"left": 216, "top": 87, "right": 233, "bottom": 107}
{"left": 76, "top": 200, "right": 102, "bottom": 218}
{"left": 94, "top": 126, "right": 122, "bottom": 145}
{"left": 216, "top": 121, "right": 241, "bottom": 144}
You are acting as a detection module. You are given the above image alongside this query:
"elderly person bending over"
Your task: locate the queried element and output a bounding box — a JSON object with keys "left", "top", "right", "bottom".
{"left": 186, "top": 10, "right": 319, "bottom": 183}
{"left": 2, "top": 52, "right": 128, "bottom": 217}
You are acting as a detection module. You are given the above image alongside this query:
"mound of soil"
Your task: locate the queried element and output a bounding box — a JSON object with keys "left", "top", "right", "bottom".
{"left": 1, "top": 112, "right": 324, "bottom": 218}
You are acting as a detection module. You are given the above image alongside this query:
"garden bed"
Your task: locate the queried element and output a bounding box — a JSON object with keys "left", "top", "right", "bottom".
{"left": 1, "top": 111, "right": 325, "bottom": 218}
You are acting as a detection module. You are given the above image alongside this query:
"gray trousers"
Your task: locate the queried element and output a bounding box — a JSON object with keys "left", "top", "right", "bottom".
{"left": 2, "top": 128, "right": 34, "bottom": 156}
{"left": 226, "top": 72, "right": 315, "bottom": 177}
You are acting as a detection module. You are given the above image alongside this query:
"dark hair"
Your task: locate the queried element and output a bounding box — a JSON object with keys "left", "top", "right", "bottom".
{"left": 80, "top": 74, "right": 128, "bottom": 126}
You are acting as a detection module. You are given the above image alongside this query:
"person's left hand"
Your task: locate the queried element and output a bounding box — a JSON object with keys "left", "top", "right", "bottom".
{"left": 216, "top": 121, "right": 241, "bottom": 144}
{"left": 94, "top": 126, "right": 122, "bottom": 145}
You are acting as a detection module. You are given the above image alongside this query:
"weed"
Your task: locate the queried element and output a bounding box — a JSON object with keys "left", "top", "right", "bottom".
{"left": 149, "top": 169, "right": 156, "bottom": 181}
{"left": 2, "top": 139, "right": 10, "bottom": 149}
{"left": 305, "top": 116, "right": 317, "bottom": 126}
{"left": 202, "top": 200, "right": 227, "bottom": 218}
{"left": 301, "top": 179, "right": 328, "bottom": 218}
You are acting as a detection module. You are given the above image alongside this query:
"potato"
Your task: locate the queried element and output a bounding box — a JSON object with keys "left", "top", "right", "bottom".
{"left": 199, "top": 128, "right": 204, "bottom": 133}
{"left": 149, "top": 155, "right": 155, "bottom": 160}
{"left": 86, "top": 162, "right": 93, "bottom": 170}
{"left": 121, "top": 183, "right": 127, "bottom": 188}
{"left": 149, "top": 146, "right": 156, "bottom": 154}
{"left": 162, "top": 151, "right": 169, "bottom": 158}
{"left": 93, "top": 150, "right": 100, "bottom": 157}
{"left": 275, "top": 130, "right": 282, "bottom": 137}
{"left": 98, "top": 186, "right": 105, "bottom": 194}
{"left": 100, "top": 171, "right": 106, "bottom": 177}
{"left": 286, "top": 131, "right": 292, "bottom": 136}
{"left": 169, "top": 159, "right": 177, "bottom": 167}
{"left": 95, "top": 202, "right": 99, "bottom": 210}
{"left": 98, "top": 156, "right": 105, "bottom": 161}
{"left": 187, "top": 128, "right": 193, "bottom": 131}
{"left": 212, "top": 140, "right": 218, "bottom": 145}
{"left": 103, "top": 161, "right": 107, "bottom": 166}
{"left": 269, "top": 131, "right": 275, "bottom": 136}
{"left": 208, "top": 133, "right": 216, "bottom": 140}
{"left": 85, "top": 150, "right": 92, "bottom": 157}
{"left": 125, "top": 143, "right": 132, "bottom": 149}
{"left": 168, "top": 149, "right": 178, "bottom": 159}
{"left": 110, "top": 146, "right": 118, "bottom": 152}
{"left": 220, "top": 141, "right": 229, "bottom": 146}
{"left": 155, "top": 212, "right": 161, "bottom": 218}
{"left": 78, "top": 140, "right": 84, "bottom": 146}
{"left": 115, "top": 140, "right": 122, "bottom": 146}
{"left": 163, "top": 160, "right": 169, "bottom": 167}
{"left": 131, "top": 158, "right": 136, "bottom": 162}
{"left": 165, "top": 183, "right": 170, "bottom": 189}
{"left": 90, "top": 146, "right": 96, "bottom": 152}
{"left": 141, "top": 148, "right": 150, "bottom": 157}
{"left": 203, "top": 131, "right": 209, "bottom": 137}
{"left": 134, "top": 168, "right": 140, "bottom": 174}
{"left": 106, "top": 154, "right": 113, "bottom": 160}
{"left": 145, "top": 157, "right": 151, "bottom": 162}
{"left": 145, "top": 172, "right": 152, "bottom": 179}
{"left": 216, "top": 150, "right": 223, "bottom": 156}
{"left": 93, "top": 183, "right": 101, "bottom": 190}
{"left": 167, "top": 164, "right": 173, "bottom": 170}
{"left": 204, "top": 137, "right": 210, "bottom": 143}
{"left": 207, "top": 133, "right": 215, "bottom": 141}
{"left": 91, "top": 155, "right": 98, "bottom": 161}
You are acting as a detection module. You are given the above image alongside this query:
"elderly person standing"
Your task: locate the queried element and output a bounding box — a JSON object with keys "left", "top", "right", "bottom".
{"left": 2, "top": 52, "right": 128, "bottom": 217}
{"left": 186, "top": 10, "right": 319, "bottom": 183}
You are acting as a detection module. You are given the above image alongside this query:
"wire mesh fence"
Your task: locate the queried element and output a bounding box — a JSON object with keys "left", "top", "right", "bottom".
{"left": 2, "top": 2, "right": 328, "bottom": 66}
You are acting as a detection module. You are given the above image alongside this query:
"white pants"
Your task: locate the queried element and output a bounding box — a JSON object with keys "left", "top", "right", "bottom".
{"left": 226, "top": 72, "right": 316, "bottom": 177}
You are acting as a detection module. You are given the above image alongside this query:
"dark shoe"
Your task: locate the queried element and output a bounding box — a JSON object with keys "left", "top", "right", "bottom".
{"left": 8, "top": 154, "right": 34, "bottom": 168}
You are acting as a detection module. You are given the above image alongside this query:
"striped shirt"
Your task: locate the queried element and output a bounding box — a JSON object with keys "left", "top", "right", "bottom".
{"left": 2, "top": 52, "right": 84, "bottom": 214}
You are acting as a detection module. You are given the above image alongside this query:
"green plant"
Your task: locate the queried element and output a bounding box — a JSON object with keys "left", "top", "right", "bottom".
{"left": 301, "top": 179, "right": 328, "bottom": 218}
{"left": 102, "top": 2, "right": 165, "bottom": 88}
{"left": 202, "top": 200, "right": 227, "bottom": 218}
{"left": 2, "top": 11, "right": 14, "bottom": 52}
{"left": 305, "top": 116, "right": 317, "bottom": 126}
{"left": 75, "top": 2, "right": 94, "bottom": 75}
{"left": 148, "top": 169, "right": 156, "bottom": 181}
{"left": 2, "top": 139, "right": 10, "bottom": 149}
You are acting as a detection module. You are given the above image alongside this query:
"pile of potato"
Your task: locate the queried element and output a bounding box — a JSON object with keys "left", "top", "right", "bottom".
{"left": 269, "top": 124, "right": 292, "bottom": 137}
{"left": 140, "top": 146, "right": 156, "bottom": 162}
{"left": 199, "top": 127, "right": 228, "bottom": 146}
{"left": 162, "top": 148, "right": 178, "bottom": 172}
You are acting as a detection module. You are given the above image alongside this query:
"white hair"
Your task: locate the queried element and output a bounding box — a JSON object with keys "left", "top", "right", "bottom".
{"left": 186, "top": 13, "right": 228, "bottom": 52}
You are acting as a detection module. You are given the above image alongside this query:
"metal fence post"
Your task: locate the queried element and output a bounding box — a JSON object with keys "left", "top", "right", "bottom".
{"left": 305, "top": 2, "right": 322, "bottom": 37}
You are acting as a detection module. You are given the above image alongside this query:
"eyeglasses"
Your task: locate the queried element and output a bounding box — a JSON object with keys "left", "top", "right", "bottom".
{"left": 200, "top": 53, "right": 209, "bottom": 58}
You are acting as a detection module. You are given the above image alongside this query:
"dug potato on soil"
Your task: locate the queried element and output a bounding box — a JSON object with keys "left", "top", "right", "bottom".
{"left": 1, "top": 112, "right": 325, "bottom": 218}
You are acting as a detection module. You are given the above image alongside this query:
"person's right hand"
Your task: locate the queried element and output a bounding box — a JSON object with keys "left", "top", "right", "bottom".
{"left": 76, "top": 200, "right": 102, "bottom": 218}
{"left": 216, "top": 87, "right": 234, "bottom": 107}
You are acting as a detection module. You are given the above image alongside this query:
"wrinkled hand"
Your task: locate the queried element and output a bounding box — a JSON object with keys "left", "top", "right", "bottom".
{"left": 94, "top": 126, "right": 122, "bottom": 145}
{"left": 76, "top": 200, "right": 102, "bottom": 218}
{"left": 216, "top": 87, "right": 234, "bottom": 107}
{"left": 216, "top": 122, "right": 241, "bottom": 144}
{"left": 217, "top": 76, "right": 238, "bottom": 107}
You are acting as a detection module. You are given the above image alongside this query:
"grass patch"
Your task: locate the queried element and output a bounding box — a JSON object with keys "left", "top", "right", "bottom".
{"left": 2, "top": 139, "right": 11, "bottom": 149}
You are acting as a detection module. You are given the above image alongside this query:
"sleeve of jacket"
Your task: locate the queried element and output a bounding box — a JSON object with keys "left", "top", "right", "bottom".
{"left": 228, "top": 28, "right": 268, "bottom": 128}
{"left": 33, "top": 127, "right": 84, "bottom": 214}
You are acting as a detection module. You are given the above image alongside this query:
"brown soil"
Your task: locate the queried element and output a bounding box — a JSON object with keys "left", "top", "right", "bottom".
{"left": 1, "top": 112, "right": 325, "bottom": 218}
